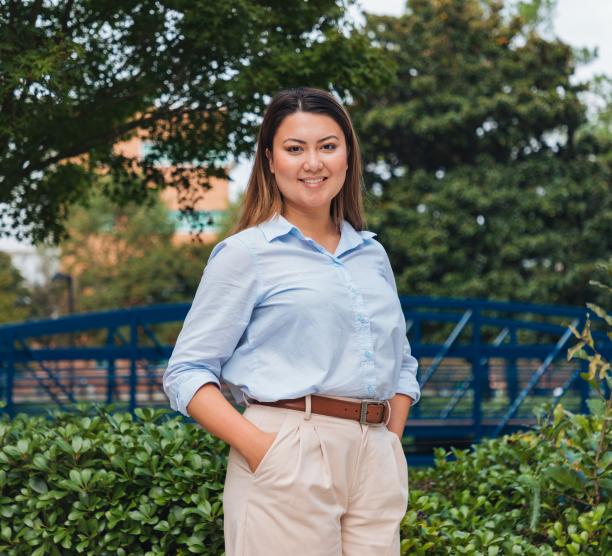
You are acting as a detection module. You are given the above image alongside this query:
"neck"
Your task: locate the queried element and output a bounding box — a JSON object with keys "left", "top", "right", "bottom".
{"left": 280, "top": 206, "right": 339, "bottom": 237}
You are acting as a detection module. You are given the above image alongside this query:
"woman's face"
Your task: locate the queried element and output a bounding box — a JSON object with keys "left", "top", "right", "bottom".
{"left": 265, "top": 111, "right": 349, "bottom": 220}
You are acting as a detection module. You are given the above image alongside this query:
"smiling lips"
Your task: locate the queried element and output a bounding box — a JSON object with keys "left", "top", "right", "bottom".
{"left": 299, "top": 177, "right": 328, "bottom": 187}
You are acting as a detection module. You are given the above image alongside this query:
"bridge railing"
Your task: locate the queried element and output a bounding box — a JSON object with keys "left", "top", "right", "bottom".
{"left": 1, "top": 297, "right": 610, "bottom": 450}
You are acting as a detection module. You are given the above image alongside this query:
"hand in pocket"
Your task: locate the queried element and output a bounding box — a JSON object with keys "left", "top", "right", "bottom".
{"left": 247, "top": 430, "right": 278, "bottom": 474}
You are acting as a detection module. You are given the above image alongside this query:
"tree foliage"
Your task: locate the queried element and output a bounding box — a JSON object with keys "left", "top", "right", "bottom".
{"left": 0, "top": 251, "right": 29, "bottom": 324}
{"left": 58, "top": 185, "right": 211, "bottom": 312}
{"left": 355, "top": 0, "right": 612, "bottom": 306}
{"left": 0, "top": 0, "right": 391, "bottom": 243}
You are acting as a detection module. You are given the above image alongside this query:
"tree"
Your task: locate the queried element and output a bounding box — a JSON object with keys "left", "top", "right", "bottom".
{"left": 58, "top": 184, "right": 211, "bottom": 312}
{"left": 581, "top": 74, "right": 612, "bottom": 167}
{"left": 0, "top": 252, "right": 30, "bottom": 324}
{"left": 353, "top": 0, "right": 611, "bottom": 307}
{"left": 365, "top": 154, "right": 611, "bottom": 307}
{"left": 0, "top": 0, "right": 391, "bottom": 244}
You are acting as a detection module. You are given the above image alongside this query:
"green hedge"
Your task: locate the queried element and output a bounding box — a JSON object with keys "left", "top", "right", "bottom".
{"left": 0, "top": 406, "right": 227, "bottom": 555}
{"left": 401, "top": 400, "right": 610, "bottom": 555}
{"left": 0, "top": 399, "right": 609, "bottom": 555}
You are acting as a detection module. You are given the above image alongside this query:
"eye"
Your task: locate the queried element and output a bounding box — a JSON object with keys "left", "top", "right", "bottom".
{"left": 322, "top": 143, "right": 337, "bottom": 151}
{"left": 286, "top": 145, "right": 302, "bottom": 153}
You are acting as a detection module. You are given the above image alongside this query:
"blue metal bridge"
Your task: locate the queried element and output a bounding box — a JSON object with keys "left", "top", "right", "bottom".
{"left": 1, "top": 296, "right": 610, "bottom": 466}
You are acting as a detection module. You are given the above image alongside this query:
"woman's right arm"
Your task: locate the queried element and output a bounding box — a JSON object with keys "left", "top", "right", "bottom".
{"left": 187, "top": 383, "right": 276, "bottom": 472}
{"left": 163, "top": 237, "right": 274, "bottom": 472}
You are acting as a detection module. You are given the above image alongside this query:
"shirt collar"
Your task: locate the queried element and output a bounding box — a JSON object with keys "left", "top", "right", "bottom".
{"left": 258, "top": 212, "right": 376, "bottom": 255}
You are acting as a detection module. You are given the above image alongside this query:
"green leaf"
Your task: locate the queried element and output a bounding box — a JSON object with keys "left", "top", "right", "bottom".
{"left": 17, "top": 439, "right": 29, "bottom": 454}
{"left": 3, "top": 445, "right": 21, "bottom": 459}
{"left": 543, "top": 466, "right": 584, "bottom": 490}
{"left": 29, "top": 477, "right": 48, "bottom": 494}
{"left": 72, "top": 436, "right": 83, "bottom": 453}
{"left": 599, "top": 478, "right": 612, "bottom": 493}
{"left": 586, "top": 398, "right": 605, "bottom": 416}
{"left": 69, "top": 469, "right": 81, "bottom": 486}
{"left": 153, "top": 520, "right": 170, "bottom": 532}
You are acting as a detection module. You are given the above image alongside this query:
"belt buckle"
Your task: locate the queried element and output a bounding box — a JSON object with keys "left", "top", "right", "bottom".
{"left": 359, "top": 399, "right": 386, "bottom": 425}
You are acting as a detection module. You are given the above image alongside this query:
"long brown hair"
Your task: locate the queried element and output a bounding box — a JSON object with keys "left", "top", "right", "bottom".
{"left": 227, "top": 87, "right": 367, "bottom": 236}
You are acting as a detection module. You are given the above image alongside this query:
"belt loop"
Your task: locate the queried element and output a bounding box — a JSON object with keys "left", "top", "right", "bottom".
{"left": 242, "top": 391, "right": 251, "bottom": 407}
{"left": 384, "top": 399, "right": 392, "bottom": 426}
{"left": 304, "top": 394, "right": 312, "bottom": 420}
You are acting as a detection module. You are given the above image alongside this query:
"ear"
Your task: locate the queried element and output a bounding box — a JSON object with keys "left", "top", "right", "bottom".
{"left": 265, "top": 148, "right": 274, "bottom": 173}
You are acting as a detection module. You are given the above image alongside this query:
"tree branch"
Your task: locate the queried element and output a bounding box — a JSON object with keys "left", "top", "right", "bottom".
{"left": 27, "top": 105, "right": 203, "bottom": 175}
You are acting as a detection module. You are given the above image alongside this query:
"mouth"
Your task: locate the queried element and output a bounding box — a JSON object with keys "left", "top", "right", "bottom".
{"left": 299, "top": 177, "right": 328, "bottom": 188}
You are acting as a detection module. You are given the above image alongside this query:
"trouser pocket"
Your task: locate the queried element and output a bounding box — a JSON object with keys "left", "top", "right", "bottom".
{"left": 250, "top": 412, "right": 295, "bottom": 478}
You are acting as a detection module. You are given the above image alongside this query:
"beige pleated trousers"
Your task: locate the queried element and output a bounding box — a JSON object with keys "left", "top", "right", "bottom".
{"left": 223, "top": 395, "right": 409, "bottom": 556}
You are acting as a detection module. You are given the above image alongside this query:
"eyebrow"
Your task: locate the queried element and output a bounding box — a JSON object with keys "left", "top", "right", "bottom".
{"left": 282, "top": 135, "right": 340, "bottom": 144}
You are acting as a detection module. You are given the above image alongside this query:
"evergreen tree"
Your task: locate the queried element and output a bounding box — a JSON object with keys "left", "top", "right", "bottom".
{"left": 354, "top": 0, "right": 611, "bottom": 307}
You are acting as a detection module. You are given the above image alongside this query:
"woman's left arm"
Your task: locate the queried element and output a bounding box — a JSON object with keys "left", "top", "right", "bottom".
{"left": 388, "top": 336, "right": 420, "bottom": 438}
{"left": 377, "top": 242, "right": 421, "bottom": 438}
{"left": 386, "top": 393, "right": 413, "bottom": 438}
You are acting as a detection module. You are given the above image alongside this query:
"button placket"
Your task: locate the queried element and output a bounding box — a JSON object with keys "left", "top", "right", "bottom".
{"left": 333, "top": 263, "right": 377, "bottom": 398}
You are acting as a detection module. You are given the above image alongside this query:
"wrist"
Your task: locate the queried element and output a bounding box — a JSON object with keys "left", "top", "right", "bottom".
{"left": 232, "top": 422, "right": 267, "bottom": 460}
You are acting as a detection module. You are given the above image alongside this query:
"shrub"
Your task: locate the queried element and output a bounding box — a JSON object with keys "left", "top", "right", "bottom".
{"left": 1, "top": 397, "right": 609, "bottom": 555}
{"left": 399, "top": 259, "right": 611, "bottom": 555}
{"left": 0, "top": 406, "right": 227, "bottom": 555}
{"left": 401, "top": 404, "right": 609, "bottom": 555}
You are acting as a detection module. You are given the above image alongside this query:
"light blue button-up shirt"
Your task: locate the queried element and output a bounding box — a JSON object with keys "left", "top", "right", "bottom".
{"left": 163, "top": 213, "right": 420, "bottom": 417}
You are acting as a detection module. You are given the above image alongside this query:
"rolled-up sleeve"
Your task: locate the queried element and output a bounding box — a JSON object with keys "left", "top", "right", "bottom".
{"left": 397, "top": 336, "right": 420, "bottom": 405}
{"left": 163, "top": 236, "right": 259, "bottom": 417}
{"left": 380, "top": 247, "right": 421, "bottom": 406}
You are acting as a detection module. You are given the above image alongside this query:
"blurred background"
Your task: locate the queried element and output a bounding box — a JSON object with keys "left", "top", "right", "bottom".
{"left": 1, "top": 0, "right": 610, "bottom": 320}
{"left": 0, "top": 1, "right": 610, "bottom": 455}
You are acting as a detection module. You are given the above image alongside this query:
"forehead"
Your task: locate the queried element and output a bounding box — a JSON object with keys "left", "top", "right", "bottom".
{"left": 274, "top": 111, "right": 344, "bottom": 143}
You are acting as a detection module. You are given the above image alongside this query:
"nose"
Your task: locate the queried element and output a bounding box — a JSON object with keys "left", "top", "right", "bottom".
{"left": 303, "top": 149, "right": 323, "bottom": 172}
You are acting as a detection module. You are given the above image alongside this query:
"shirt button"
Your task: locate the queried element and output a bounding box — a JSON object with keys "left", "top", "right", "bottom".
{"left": 364, "top": 350, "right": 373, "bottom": 359}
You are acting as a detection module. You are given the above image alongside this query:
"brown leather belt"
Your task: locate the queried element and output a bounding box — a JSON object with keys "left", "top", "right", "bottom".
{"left": 251, "top": 394, "right": 390, "bottom": 425}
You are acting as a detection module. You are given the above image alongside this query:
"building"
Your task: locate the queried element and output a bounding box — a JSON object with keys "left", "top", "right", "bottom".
{"left": 115, "top": 134, "right": 232, "bottom": 244}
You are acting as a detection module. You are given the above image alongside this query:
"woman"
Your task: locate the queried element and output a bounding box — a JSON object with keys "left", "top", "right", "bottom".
{"left": 163, "top": 87, "right": 421, "bottom": 555}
